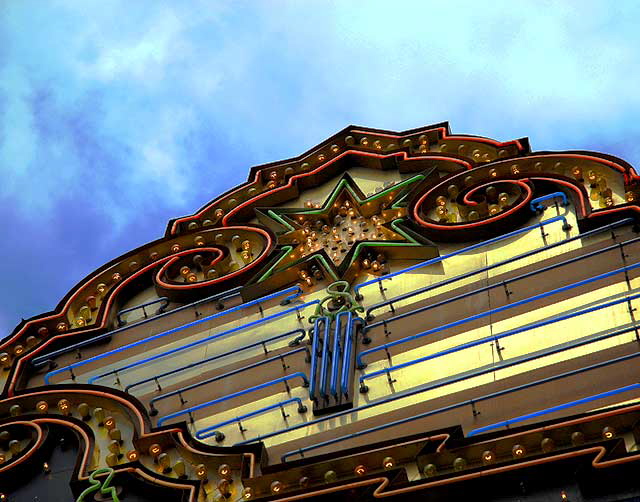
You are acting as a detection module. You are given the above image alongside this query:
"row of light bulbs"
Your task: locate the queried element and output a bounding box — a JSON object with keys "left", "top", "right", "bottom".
{"left": 423, "top": 426, "right": 617, "bottom": 477}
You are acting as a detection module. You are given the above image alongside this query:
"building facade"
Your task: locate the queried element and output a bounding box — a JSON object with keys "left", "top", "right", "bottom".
{"left": 2, "top": 123, "right": 640, "bottom": 501}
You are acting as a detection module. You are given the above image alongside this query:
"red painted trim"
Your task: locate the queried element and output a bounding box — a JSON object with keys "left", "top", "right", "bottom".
{"left": 171, "top": 145, "right": 474, "bottom": 234}
{"left": 413, "top": 179, "right": 533, "bottom": 230}
{"left": 0, "top": 421, "right": 44, "bottom": 474}
{"left": 221, "top": 150, "right": 471, "bottom": 227}
{"left": 3, "top": 226, "right": 272, "bottom": 395}
{"left": 352, "top": 127, "right": 526, "bottom": 150}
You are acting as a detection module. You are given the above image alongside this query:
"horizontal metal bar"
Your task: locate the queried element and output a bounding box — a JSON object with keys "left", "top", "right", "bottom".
{"left": 124, "top": 328, "right": 306, "bottom": 394}
{"left": 33, "top": 283, "right": 302, "bottom": 369}
{"left": 357, "top": 259, "right": 640, "bottom": 368}
{"left": 360, "top": 289, "right": 640, "bottom": 384}
{"left": 196, "top": 398, "right": 306, "bottom": 440}
{"left": 235, "top": 319, "right": 640, "bottom": 448}
{"left": 116, "top": 297, "right": 170, "bottom": 326}
{"left": 281, "top": 349, "right": 640, "bottom": 462}
{"left": 150, "top": 347, "right": 307, "bottom": 407}
{"left": 365, "top": 218, "right": 635, "bottom": 323}
{"left": 81, "top": 299, "right": 319, "bottom": 385}
{"left": 354, "top": 215, "right": 571, "bottom": 295}
{"left": 157, "top": 372, "right": 310, "bottom": 426}
{"left": 31, "top": 285, "right": 243, "bottom": 368}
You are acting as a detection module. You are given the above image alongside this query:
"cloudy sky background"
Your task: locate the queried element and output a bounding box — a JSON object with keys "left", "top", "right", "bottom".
{"left": 1, "top": 0, "right": 639, "bottom": 335}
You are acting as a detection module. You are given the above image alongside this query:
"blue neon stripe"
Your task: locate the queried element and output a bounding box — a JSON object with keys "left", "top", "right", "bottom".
{"left": 309, "top": 317, "right": 328, "bottom": 401}
{"left": 157, "top": 372, "right": 309, "bottom": 426}
{"left": 360, "top": 290, "right": 640, "bottom": 383}
{"left": 124, "top": 328, "right": 305, "bottom": 394}
{"left": 279, "top": 351, "right": 640, "bottom": 461}
{"left": 357, "top": 260, "right": 640, "bottom": 368}
{"left": 83, "top": 299, "right": 319, "bottom": 385}
{"left": 468, "top": 383, "right": 640, "bottom": 436}
{"left": 149, "top": 347, "right": 307, "bottom": 407}
{"left": 318, "top": 318, "right": 332, "bottom": 399}
{"left": 195, "top": 398, "right": 305, "bottom": 440}
{"left": 330, "top": 311, "right": 350, "bottom": 397}
{"left": 45, "top": 289, "right": 314, "bottom": 385}
{"left": 354, "top": 215, "right": 569, "bottom": 294}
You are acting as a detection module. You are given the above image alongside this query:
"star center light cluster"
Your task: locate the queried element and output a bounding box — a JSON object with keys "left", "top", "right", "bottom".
{"left": 290, "top": 195, "right": 404, "bottom": 269}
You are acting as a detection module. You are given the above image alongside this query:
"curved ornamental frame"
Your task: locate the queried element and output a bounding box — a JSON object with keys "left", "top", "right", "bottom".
{"left": 2, "top": 121, "right": 640, "bottom": 501}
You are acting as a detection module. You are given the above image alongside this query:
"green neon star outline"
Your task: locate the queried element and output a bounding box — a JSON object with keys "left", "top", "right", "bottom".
{"left": 254, "top": 173, "right": 435, "bottom": 283}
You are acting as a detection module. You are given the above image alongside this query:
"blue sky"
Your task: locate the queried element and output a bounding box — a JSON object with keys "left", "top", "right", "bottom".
{"left": 1, "top": 0, "right": 639, "bottom": 335}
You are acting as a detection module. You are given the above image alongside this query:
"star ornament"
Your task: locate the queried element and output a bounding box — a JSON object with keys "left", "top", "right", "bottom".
{"left": 254, "top": 174, "right": 439, "bottom": 286}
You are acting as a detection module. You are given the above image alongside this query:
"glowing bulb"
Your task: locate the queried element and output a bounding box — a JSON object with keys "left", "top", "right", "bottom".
{"left": 195, "top": 464, "right": 207, "bottom": 481}
{"left": 512, "top": 444, "right": 526, "bottom": 458}
{"left": 383, "top": 456, "right": 395, "bottom": 469}
{"left": 57, "top": 399, "right": 71, "bottom": 416}
{"left": 218, "top": 463, "right": 231, "bottom": 479}
{"left": 36, "top": 401, "right": 48, "bottom": 413}
{"left": 354, "top": 465, "right": 366, "bottom": 476}
{"left": 126, "top": 450, "right": 139, "bottom": 462}
{"left": 602, "top": 426, "right": 615, "bottom": 439}
{"left": 103, "top": 416, "right": 116, "bottom": 431}
{"left": 271, "top": 480, "right": 284, "bottom": 493}
{"left": 481, "top": 450, "right": 495, "bottom": 465}
{"left": 148, "top": 443, "right": 162, "bottom": 459}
